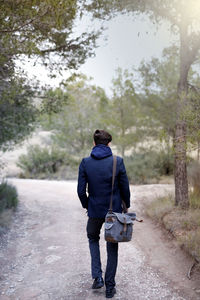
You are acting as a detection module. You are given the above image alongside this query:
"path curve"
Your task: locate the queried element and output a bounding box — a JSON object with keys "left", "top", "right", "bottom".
{"left": 0, "top": 179, "right": 199, "bottom": 300}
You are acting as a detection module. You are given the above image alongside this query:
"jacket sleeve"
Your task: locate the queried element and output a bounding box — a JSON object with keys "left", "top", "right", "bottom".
{"left": 77, "top": 159, "right": 88, "bottom": 209}
{"left": 118, "top": 158, "right": 130, "bottom": 209}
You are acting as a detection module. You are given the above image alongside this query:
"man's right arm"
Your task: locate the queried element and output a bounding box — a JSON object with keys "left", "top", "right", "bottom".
{"left": 77, "top": 159, "right": 88, "bottom": 209}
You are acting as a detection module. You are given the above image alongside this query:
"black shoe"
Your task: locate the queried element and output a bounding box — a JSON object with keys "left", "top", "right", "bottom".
{"left": 106, "top": 287, "right": 116, "bottom": 298}
{"left": 92, "top": 277, "right": 104, "bottom": 289}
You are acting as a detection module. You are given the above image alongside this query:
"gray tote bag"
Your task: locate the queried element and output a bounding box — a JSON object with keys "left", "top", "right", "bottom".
{"left": 104, "top": 156, "right": 137, "bottom": 243}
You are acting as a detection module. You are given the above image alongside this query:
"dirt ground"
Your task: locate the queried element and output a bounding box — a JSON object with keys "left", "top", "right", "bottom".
{"left": 0, "top": 179, "right": 200, "bottom": 300}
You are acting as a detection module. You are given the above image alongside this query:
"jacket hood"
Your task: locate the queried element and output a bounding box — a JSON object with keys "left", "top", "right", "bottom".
{"left": 91, "top": 144, "right": 112, "bottom": 160}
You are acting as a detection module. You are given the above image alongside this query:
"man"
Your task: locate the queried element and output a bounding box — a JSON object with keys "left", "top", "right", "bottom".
{"left": 77, "top": 129, "right": 130, "bottom": 299}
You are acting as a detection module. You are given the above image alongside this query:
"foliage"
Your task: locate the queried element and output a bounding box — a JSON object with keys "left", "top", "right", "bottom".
{"left": 88, "top": 0, "right": 200, "bottom": 207}
{"left": 0, "top": 74, "right": 38, "bottom": 151}
{"left": 40, "top": 87, "right": 69, "bottom": 115}
{"left": 0, "top": 181, "right": 18, "bottom": 213}
{"left": 17, "top": 145, "right": 68, "bottom": 176}
{"left": 124, "top": 152, "right": 159, "bottom": 184}
{"left": 138, "top": 46, "right": 200, "bottom": 143}
{"left": 0, "top": 0, "right": 98, "bottom": 71}
{"left": 186, "top": 83, "right": 200, "bottom": 155}
{"left": 41, "top": 75, "right": 109, "bottom": 156}
{"left": 138, "top": 46, "right": 179, "bottom": 140}
{"left": 124, "top": 149, "right": 174, "bottom": 184}
{"left": 154, "top": 150, "right": 174, "bottom": 176}
{"left": 109, "top": 68, "right": 143, "bottom": 157}
{"left": 38, "top": 70, "right": 177, "bottom": 184}
{"left": 0, "top": 31, "right": 38, "bottom": 151}
{"left": 0, "top": 0, "right": 102, "bottom": 152}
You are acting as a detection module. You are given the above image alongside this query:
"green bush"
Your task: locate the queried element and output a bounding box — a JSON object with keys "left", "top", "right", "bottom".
{"left": 124, "top": 152, "right": 158, "bottom": 184}
{"left": 0, "top": 181, "right": 18, "bottom": 213}
{"left": 154, "top": 150, "right": 174, "bottom": 176}
{"left": 17, "top": 145, "right": 66, "bottom": 174}
{"left": 124, "top": 150, "right": 174, "bottom": 184}
{"left": 17, "top": 145, "right": 79, "bottom": 179}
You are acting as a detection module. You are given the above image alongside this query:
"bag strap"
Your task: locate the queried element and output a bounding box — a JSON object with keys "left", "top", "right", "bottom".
{"left": 109, "top": 155, "right": 128, "bottom": 213}
{"left": 109, "top": 157, "right": 143, "bottom": 220}
{"left": 109, "top": 155, "right": 117, "bottom": 213}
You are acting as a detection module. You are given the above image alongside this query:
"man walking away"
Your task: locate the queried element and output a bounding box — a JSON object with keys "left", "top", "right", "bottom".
{"left": 77, "top": 129, "right": 130, "bottom": 298}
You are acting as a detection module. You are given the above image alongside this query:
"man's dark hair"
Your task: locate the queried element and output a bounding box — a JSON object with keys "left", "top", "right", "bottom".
{"left": 93, "top": 129, "right": 112, "bottom": 145}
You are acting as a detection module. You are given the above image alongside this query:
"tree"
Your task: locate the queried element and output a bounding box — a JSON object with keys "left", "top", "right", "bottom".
{"left": 0, "top": 1, "right": 100, "bottom": 152}
{"left": 88, "top": 0, "right": 200, "bottom": 208}
{"left": 138, "top": 46, "right": 179, "bottom": 143}
{"left": 0, "top": 55, "right": 38, "bottom": 151}
{"left": 139, "top": 46, "right": 200, "bottom": 174}
{"left": 185, "top": 80, "right": 200, "bottom": 160}
{"left": 41, "top": 75, "right": 109, "bottom": 156}
{"left": 138, "top": 45, "right": 200, "bottom": 143}
{"left": 0, "top": 0, "right": 98, "bottom": 71}
{"left": 109, "top": 68, "right": 142, "bottom": 157}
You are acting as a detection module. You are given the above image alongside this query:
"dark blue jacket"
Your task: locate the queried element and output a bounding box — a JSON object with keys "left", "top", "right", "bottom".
{"left": 77, "top": 144, "right": 130, "bottom": 218}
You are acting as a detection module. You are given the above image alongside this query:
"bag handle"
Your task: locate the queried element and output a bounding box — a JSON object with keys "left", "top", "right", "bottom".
{"left": 109, "top": 155, "right": 127, "bottom": 213}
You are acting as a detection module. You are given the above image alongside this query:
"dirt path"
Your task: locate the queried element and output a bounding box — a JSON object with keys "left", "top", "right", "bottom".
{"left": 0, "top": 179, "right": 199, "bottom": 300}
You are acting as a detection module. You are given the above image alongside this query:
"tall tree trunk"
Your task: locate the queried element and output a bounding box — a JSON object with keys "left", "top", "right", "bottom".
{"left": 174, "top": 120, "right": 188, "bottom": 207}
{"left": 174, "top": 23, "right": 190, "bottom": 209}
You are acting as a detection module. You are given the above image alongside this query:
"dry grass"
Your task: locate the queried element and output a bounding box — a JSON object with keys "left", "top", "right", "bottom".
{"left": 158, "top": 176, "right": 174, "bottom": 184}
{"left": 178, "top": 229, "right": 200, "bottom": 261}
{"left": 146, "top": 195, "right": 200, "bottom": 262}
{"left": 146, "top": 194, "right": 174, "bottom": 222}
{"left": 189, "top": 192, "right": 200, "bottom": 209}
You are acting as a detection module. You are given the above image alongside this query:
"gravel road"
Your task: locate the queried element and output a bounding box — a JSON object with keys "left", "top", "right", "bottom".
{"left": 0, "top": 179, "right": 199, "bottom": 300}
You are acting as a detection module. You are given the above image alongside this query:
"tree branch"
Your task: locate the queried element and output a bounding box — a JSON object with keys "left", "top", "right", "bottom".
{"left": 0, "top": 8, "right": 49, "bottom": 34}
{"left": 40, "top": 42, "right": 80, "bottom": 54}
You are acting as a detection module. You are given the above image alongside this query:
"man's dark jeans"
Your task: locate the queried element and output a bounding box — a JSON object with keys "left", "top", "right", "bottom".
{"left": 87, "top": 217, "right": 118, "bottom": 289}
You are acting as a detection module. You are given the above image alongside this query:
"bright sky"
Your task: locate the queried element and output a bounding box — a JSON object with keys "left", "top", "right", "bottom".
{"left": 18, "top": 13, "right": 176, "bottom": 96}
{"left": 80, "top": 14, "right": 175, "bottom": 94}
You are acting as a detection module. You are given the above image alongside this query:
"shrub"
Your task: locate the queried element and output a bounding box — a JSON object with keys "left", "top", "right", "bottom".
{"left": 124, "top": 150, "right": 174, "bottom": 184}
{"left": 17, "top": 145, "right": 66, "bottom": 174}
{"left": 0, "top": 181, "right": 18, "bottom": 213}
{"left": 17, "top": 145, "right": 79, "bottom": 179}
{"left": 146, "top": 195, "right": 174, "bottom": 222}
{"left": 124, "top": 152, "right": 158, "bottom": 184}
{"left": 154, "top": 150, "right": 174, "bottom": 176}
